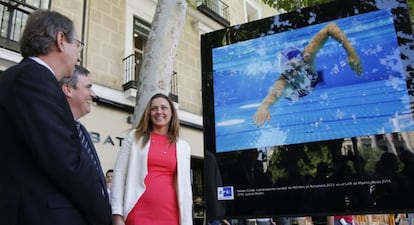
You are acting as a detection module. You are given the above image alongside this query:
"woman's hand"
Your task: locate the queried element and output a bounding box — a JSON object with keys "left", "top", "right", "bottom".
{"left": 253, "top": 105, "right": 271, "bottom": 127}
{"left": 348, "top": 52, "right": 363, "bottom": 76}
{"left": 112, "top": 215, "right": 126, "bottom": 225}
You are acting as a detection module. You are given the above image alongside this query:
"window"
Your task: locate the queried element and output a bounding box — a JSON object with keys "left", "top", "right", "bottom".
{"left": 133, "top": 16, "right": 150, "bottom": 82}
{"left": 24, "top": 0, "right": 50, "bottom": 8}
{"left": 196, "top": 0, "right": 230, "bottom": 27}
{"left": 124, "top": 15, "right": 178, "bottom": 101}
{"left": 244, "top": 0, "right": 261, "bottom": 22}
{"left": 0, "top": 0, "right": 49, "bottom": 51}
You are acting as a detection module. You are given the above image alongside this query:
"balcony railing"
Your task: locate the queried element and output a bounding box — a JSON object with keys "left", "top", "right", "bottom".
{"left": 170, "top": 71, "right": 178, "bottom": 103}
{"left": 197, "top": 0, "right": 230, "bottom": 27}
{"left": 122, "top": 53, "right": 137, "bottom": 90}
{"left": 122, "top": 54, "right": 179, "bottom": 102}
{"left": 0, "top": 1, "right": 38, "bottom": 52}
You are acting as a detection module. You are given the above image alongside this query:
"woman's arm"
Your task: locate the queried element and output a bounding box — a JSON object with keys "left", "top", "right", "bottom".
{"left": 111, "top": 130, "right": 135, "bottom": 217}
{"left": 303, "top": 22, "right": 362, "bottom": 76}
{"left": 253, "top": 77, "right": 287, "bottom": 126}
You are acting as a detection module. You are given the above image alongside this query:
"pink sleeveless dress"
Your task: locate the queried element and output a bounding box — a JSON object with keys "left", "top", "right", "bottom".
{"left": 125, "top": 133, "right": 179, "bottom": 225}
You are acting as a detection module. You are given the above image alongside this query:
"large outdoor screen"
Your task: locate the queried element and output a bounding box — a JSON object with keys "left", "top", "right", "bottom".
{"left": 201, "top": 0, "right": 414, "bottom": 220}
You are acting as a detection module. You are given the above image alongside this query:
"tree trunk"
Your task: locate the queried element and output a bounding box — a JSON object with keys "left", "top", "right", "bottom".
{"left": 133, "top": 0, "right": 187, "bottom": 126}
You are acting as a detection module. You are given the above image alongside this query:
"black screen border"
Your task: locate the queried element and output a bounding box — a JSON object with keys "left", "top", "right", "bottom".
{"left": 201, "top": 0, "right": 414, "bottom": 220}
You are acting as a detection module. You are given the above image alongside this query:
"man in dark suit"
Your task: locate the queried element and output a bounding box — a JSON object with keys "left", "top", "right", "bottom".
{"left": 0, "top": 10, "right": 111, "bottom": 225}
{"left": 59, "top": 65, "right": 108, "bottom": 198}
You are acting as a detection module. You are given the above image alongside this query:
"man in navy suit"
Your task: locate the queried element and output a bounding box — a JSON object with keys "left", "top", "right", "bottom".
{"left": 59, "top": 65, "right": 109, "bottom": 198}
{"left": 0, "top": 10, "right": 112, "bottom": 225}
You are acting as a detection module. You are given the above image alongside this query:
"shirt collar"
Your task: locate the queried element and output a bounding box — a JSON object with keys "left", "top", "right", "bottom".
{"left": 29, "top": 57, "right": 55, "bottom": 75}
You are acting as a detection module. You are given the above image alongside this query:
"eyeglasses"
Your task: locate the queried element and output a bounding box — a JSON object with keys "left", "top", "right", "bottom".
{"left": 62, "top": 32, "right": 85, "bottom": 52}
{"left": 75, "top": 39, "right": 85, "bottom": 52}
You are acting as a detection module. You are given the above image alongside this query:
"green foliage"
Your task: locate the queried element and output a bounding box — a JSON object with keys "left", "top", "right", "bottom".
{"left": 186, "top": 0, "right": 197, "bottom": 8}
{"left": 268, "top": 144, "right": 333, "bottom": 182}
{"left": 262, "top": 0, "right": 413, "bottom": 25}
{"left": 261, "top": 0, "right": 333, "bottom": 12}
{"left": 408, "top": 0, "right": 414, "bottom": 23}
{"left": 357, "top": 146, "right": 383, "bottom": 175}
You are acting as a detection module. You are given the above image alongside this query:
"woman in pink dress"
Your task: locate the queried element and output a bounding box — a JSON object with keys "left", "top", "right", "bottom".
{"left": 111, "top": 93, "right": 193, "bottom": 225}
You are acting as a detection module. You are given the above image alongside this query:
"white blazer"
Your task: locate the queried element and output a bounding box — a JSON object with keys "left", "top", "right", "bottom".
{"left": 111, "top": 130, "right": 193, "bottom": 225}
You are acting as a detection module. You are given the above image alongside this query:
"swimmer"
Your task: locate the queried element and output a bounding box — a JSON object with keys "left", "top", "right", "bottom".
{"left": 253, "top": 22, "right": 363, "bottom": 127}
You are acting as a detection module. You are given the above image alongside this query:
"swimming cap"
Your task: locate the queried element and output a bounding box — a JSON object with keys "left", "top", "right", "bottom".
{"left": 278, "top": 48, "right": 304, "bottom": 72}
{"left": 283, "top": 48, "right": 303, "bottom": 61}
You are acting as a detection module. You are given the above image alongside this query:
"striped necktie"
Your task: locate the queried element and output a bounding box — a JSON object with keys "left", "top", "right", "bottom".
{"left": 76, "top": 122, "right": 98, "bottom": 170}
{"left": 75, "top": 121, "right": 107, "bottom": 197}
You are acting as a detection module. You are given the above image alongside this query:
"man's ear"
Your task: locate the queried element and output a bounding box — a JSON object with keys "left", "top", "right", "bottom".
{"left": 55, "top": 31, "right": 66, "bottom": 52}
{"left": 61, "top": 84, "right": 72, "bottom": 98}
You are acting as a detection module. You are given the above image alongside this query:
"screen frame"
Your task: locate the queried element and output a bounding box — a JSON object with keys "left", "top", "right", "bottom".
{"left": 201, "top": 0, "right": 414, "bottom": 220}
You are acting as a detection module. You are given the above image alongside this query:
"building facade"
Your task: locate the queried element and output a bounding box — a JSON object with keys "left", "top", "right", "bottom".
{"left": 2, "top": 1, "right": 414, "bottom": 223}
{"left": 0, "top": 0, "right": 278, "bottom": 222}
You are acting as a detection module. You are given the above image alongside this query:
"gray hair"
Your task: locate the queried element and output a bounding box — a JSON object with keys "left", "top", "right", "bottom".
{"left": 20, "top": 9, "right": 75, "bottom": 58}
{"left": 59, "top": 65, "right": 90, "bottom": 89}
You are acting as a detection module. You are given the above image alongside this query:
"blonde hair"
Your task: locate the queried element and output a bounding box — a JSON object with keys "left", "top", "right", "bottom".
{"left": 134, "top": 93, "right": 179, "bottom": 147}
